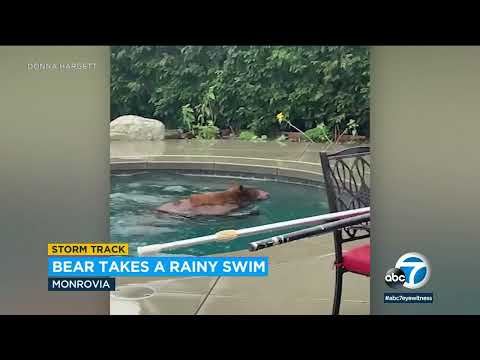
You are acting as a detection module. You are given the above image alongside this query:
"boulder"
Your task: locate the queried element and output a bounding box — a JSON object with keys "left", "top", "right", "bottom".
{"left": 110, "top": 115, "right": 165, "bottom": 141}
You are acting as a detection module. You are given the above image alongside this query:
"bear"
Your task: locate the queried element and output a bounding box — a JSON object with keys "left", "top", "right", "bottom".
{"left": 154, "top": 183, "right": 269, "bottom": 217}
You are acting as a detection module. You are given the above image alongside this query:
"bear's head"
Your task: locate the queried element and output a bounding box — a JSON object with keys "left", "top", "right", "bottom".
{"left": 229, "top": 183, "right": 270, "bottom": 202}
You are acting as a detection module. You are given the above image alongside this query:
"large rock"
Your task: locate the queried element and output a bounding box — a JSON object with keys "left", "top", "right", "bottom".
{"left": 110, "top": 115, "right": 165, "bottom": 141}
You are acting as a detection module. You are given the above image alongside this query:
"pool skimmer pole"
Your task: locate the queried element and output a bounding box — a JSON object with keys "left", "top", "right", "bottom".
{"left": 248, "top": 213, "right": 370, "bottom": 251}
{"left": 137, "top": 207, "right": 370, "bottom": 255}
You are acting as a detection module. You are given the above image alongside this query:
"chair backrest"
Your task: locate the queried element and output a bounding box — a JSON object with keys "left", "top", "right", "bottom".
{"left": 320, "top": 146, "right": 371, "bottom": 262}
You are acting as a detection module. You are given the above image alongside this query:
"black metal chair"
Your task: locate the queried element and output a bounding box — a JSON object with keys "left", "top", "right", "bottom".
{"left": 320, "top": 146, "right": 371, "bottom": 315}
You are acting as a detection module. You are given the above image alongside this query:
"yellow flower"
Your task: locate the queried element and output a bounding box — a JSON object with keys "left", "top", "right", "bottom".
{"left": 276, "top": 112, "right": 285, "bottom": 123}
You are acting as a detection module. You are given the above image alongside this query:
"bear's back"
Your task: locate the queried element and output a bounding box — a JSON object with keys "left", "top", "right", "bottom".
{"left": 190, "top": 189, "right": 240, "bottom": 206}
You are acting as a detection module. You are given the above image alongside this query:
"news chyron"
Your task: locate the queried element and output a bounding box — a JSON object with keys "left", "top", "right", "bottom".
{"left": 48, "top": 244, "right": 127, "bottom": 291}
{"left": 47, "top": 243, "right": 268, "bottom": 291}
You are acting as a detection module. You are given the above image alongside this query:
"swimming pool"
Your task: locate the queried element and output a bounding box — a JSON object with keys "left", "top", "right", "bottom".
{"left": 110, "top": 170, "right": 329, "bottom": 255}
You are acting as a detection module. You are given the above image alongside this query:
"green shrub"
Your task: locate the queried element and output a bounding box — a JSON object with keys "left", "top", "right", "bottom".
{"left": 180, "top": 104, "right": 195, "bottom": 132}
{"left": 248, "top": 117, "right": 281, "bottom": 137}
{"left": 111, "top": 46, "right": 370, "bottom": 137}
{"left": 238, "top": 131, "right": 257, "bottom": 141}
{"left": 304, "top": 123, "right": 332, "bottom": 142}
{"left": 194, "top": 121, "right": 219, "bottom": 140}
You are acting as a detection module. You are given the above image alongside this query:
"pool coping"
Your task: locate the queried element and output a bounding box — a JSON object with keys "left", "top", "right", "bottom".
{"left": 110, "top": 157, "right": 325, "bottom": 185}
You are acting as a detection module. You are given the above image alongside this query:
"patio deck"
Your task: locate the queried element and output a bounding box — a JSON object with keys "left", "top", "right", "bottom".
{"left": 111, "top": 138, "right": 354, "bottom": 163}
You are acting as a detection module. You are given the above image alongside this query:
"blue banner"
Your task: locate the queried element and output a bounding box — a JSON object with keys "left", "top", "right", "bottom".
{"left": 48, "top": 256, "right": 268, "bottom": 277}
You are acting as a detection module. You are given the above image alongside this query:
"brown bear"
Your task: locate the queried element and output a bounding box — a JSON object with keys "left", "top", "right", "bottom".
{"left": 154, "top": 183, "right": 269, "bottom": 217}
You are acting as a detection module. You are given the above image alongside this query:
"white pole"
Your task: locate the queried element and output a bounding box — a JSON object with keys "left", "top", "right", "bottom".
{"left": 137, "top": 207, "right": 370, "bottom": 255}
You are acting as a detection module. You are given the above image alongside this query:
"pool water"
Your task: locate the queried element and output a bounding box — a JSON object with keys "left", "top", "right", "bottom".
{"left": 111, "top": 170, "right": 329, "bottom": 256}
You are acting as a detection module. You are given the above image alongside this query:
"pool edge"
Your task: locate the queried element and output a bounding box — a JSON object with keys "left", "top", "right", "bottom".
{"left": 110, "top": 159, "right": 325, "bottom": 186}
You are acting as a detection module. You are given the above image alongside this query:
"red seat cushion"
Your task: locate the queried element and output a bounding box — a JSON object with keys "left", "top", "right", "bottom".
{"left": 341, "top": 244, "right": 370, "bottom": 276}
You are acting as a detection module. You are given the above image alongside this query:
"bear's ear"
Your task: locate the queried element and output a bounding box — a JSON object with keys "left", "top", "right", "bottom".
{"left": 239, "top": 185, "right": 244, "bottom": 191}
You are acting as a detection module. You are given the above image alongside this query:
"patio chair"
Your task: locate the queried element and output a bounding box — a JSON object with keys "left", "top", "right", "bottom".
{"left": 319, "top": 146, "right": 371, "bottom": 315}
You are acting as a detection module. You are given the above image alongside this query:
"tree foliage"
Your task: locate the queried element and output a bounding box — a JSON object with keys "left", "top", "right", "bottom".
{"left": 111, "top": 46, "right": 370, "bottom": 137}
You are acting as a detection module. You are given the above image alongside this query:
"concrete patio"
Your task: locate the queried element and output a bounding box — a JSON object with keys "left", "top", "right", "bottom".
{"left": 111, "top": 138, "right": 357, "bottom": 163}
{"left": 110, "top": 139, "right": 370, "bottom": 315}
{"left": 112, "top": 236, "right": 369, "bottom": 315}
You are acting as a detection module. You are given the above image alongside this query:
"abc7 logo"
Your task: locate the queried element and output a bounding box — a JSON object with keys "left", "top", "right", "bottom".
{"left": 385, "top": 268, "right": 406, "bottom": 289}
{"left": 385, "top": 252, "right": 430, "bottom": 289}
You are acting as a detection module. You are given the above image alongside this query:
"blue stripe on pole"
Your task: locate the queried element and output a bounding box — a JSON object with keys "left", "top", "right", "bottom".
{"left": 48, "top": 257, "right": 269, "bottom": 277}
